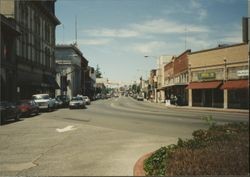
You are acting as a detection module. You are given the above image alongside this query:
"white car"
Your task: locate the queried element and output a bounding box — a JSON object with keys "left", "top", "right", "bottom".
{"left": 77, "top": 95, "right": 91, "bottom": 105}
{"left": 69, "top": 97, "right": 86, "bottom": 109}
{"left": 32, "top": 94, "right": 55, "bottom": 111}
{"left": 82, "top": 96, "right": 91, "bottom": 105}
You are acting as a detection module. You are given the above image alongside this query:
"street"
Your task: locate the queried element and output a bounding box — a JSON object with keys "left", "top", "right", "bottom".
{"left": 0, "top": 96, "right": 248, "bottom": 176}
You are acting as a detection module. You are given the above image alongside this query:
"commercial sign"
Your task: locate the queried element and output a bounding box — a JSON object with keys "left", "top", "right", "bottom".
{"left": 198, "top": 72, "right": 216, "bottom": 80}
{"left": 237, "top": 70, "right": 248, "bottom": 77}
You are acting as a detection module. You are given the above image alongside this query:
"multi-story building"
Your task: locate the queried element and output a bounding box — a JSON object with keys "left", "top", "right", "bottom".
{"left": 172, "top": 50, "right": 190, "bottom": 105}
{"left": 163, "top": 57, "right": 175, "bottom": 101}
{"left": 0, "top": 0, "right": 60, "bottom": 99}
{"left": 148, "top": 69, "right": 157, "bottom": 101}
{"left": 156, "top": 55, "right": 173, "bottom": 102}
{"left": 187, "top": 43, "right": 248, "bottom": 109}
{"left": 160, "top": 51, "right": 190, "bottom": 105}
{"left": 55, "top": 44, "right": 88, "bottom": 99}
{"left": 0, "top": 14, "right": 20, "bottom": 102}
{"left": 84, "top": 66, "right": 96, "bottom": 100}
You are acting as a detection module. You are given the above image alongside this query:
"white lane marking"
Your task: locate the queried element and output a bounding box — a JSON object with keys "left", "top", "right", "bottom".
{"left": 56, "top": 125, "right": 77, "bottom": 133}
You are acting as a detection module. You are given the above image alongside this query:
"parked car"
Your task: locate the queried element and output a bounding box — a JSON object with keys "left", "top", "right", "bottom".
{"left": 17, "top": 99, "right": 39, "bottom": 117}
{"left": 56, "top": 95, "right": 70, "bottom": 107}
{"left": 78, "top": 95, "right": 91, "bottom": 105}
{"left": 137, "top": 94, "right": 144, "bottom": 101}
{"left": 69, "top": 97, "right": 86, "bottom": 109}
{"left": 32, "top": 94, "right": 55, "bottom": 111}
{"left": 0, "top": 101, "right": 20, "bottom": 125}
{"left": 54, "top": 97, "right": 63, "bottom": 108}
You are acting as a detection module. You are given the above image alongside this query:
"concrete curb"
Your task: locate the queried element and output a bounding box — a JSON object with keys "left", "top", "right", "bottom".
{"left": 148, "top": 101, "right": 249, "bottom": 114}
{"left": 164, "top": 105, "right": 249, "bottom": 114}
{"left": 133, "top": 152, "right": 153, "bottom": 176}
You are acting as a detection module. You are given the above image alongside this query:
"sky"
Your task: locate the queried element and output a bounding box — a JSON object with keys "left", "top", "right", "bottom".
{"left": 55, "top": 0, "right": 248, "bottom": 84}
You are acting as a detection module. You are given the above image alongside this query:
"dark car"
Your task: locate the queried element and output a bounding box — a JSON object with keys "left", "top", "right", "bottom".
{"left": 0, "top": 101, "right": 20, "bottom": 125}
{"left": 17, "top": 99, "right": 39, "bottom": 117}
{"left": 56, "top": 95, "right": 70, "bottom": 107}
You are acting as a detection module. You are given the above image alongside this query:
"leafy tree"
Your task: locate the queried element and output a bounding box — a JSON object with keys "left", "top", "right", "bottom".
{"left": 96, "top": 64, "right": 102, "bottom": 78}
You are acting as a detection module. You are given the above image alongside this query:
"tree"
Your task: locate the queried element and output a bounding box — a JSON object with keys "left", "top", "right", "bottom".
{"left": 96, "top": 64, "right": 102, "bottom": 78}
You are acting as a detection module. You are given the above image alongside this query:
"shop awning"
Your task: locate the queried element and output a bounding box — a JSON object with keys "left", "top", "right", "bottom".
{"left": 158, "top": 83, "right": 188, "bottom": 91}
{"left": 220, "top": 80, "right": 249, "bottom": 90}
{"left": 186, "top": 81, "right": 222, "bottom": 89}
{"left": 43, "top": 75, "right": 60, "bottom": 89}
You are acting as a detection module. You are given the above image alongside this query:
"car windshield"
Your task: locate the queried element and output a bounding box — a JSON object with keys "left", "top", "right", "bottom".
{"left": 32, "top": 95, "right": 50, "bottom": 100}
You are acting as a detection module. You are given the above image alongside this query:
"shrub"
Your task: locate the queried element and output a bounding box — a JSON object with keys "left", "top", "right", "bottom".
{"left": 144, "top": 122, "right": 249, "bottom": 176}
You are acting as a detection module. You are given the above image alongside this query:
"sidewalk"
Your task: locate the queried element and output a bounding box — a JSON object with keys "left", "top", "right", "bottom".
{"left": 146, "top": 100, "right": 249, "bottom": 114}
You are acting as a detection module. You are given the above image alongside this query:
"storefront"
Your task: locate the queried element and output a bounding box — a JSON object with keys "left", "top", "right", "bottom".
{"left": 188, "top": 43, "right": 248, "bottom": 109}
{"left": 187, "top": 81, "right": 223, "bottom": 108}
{"left": 221, "top": 79, "right": 249, "bottom": 109}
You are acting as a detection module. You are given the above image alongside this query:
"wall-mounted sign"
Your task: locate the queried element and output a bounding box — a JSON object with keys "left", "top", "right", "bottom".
{"left": 198, "top": 72, "right": 216, "bottom": 80}
{"left": 237, "top": 70, "right": 248, "bottom": 77}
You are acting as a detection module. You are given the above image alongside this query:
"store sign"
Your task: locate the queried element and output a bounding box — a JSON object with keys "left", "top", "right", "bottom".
{"left": 198, "top": 72, "right": 216, "bottom": 80}
{"left": 237, "top": 70, "right": 248, "bottom": 77}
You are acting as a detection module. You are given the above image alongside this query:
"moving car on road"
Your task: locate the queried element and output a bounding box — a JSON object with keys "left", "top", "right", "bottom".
{"left": 0, "top": 101, "right": 20, "bottom": 125}
{"left": 17, "top": 99, "right": 39, "bottom": 117}
{"left": 32, "top": 94, "right": 55, "bottom": 111}
{"left": 69, "top": 97, "right": 86, "bottom": 109}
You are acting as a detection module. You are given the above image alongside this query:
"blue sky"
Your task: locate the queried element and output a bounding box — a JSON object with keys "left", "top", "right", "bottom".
{"left": 55, "top": 0, "right": 247, "bottom": 84}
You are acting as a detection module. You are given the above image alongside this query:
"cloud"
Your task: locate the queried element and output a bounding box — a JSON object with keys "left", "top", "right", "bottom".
{"left": 78, "top": 39, "right": 112, "bottom": 45}
{"left": 190, "top": 0, "right": 207, "bottom": 20}
{"left": 82, "top": 18, "right": 210, "bottom": 39}
{"left": 131, "top": 41, "right": 181, "bottom": 55}
{"left": 83, "top": 28, "right": 139, "bottom": 38}
{"left": 132, "top": 19, "right": 209, "bottom": 34}
{"left": 162, "top": 0, "right": 207, "bottom": 21}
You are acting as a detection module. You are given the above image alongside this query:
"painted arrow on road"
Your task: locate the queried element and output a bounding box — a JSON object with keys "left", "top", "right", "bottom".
{"left": 56, "top": 125, "right": 77, "bottom": 133}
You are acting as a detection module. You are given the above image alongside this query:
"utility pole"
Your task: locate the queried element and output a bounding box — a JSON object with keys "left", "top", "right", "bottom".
{"left": 75, "top": 15, "right": 78, "bottom": 46}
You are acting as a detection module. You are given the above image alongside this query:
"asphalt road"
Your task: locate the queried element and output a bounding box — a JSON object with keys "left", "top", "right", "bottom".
{"left": 0, "top": 96, "right": 248, "bottom": 176}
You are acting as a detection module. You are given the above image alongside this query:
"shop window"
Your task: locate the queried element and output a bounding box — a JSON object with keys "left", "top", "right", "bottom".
{"left": 192, "top": 89, "right": 202, "bottom": 106}
{"left": 228, "top": 89, "right": 249, "bottom": 109}
{"left": 212, "top": 89, "right": 223, "bottom": 108}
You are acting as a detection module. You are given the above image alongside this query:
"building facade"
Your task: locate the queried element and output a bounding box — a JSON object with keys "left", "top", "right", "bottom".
{"left": 156, "top": 55, "right": 174, "bottom": 102}
{"left": 0, "top": 14, "right": 20, "bottom": 102}
{"left": 84, "top": 66, "right": 96, "bottom": 100}
{"left": 0, "top": 0, "right": 60, "bottom": 99}
{"left": 163, "top": 57, "right": 175, "bottom": 102}
{"left": 187, "top": 43, "right": 248, "bottom": 109}
{"left": 172, "top": 50, "right": 190, "bottom": 105}
{"left": 55, "top": 44, "right": 88, "bottom": 99}
{"left": 148, "top": 69, "right": 157, "bottom": 101}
